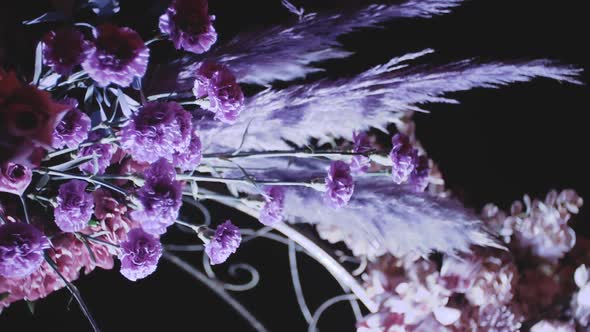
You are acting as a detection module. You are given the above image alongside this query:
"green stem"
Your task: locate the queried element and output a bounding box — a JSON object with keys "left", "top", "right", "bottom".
{"left": 203, "top": 149, "right": 371, "bottom": 160}
{"left": 35, "top": 169, "right": 127, "bottom": 195}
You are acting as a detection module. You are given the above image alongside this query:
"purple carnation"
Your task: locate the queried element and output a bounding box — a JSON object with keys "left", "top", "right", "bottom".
{"left": 0, "top": 163, "right": 32, "bottom": 196}
{"left": 0, "top": 222, "right": 50, "bottom": 278}
{"left": 121, "top": 102, "right": 193, "bottom": 164}
{"left": 131, "top": 159, "right": 182, "bottom": 235}
{"left": 409, "top": 155, "right": 430, "bottom": 192}
{"left": 119, "top": 228, "right": 162, "bottom": 281}
{"left": 173, "top": 130, "right": 202, "bottom": 172}
{"left": 324, "top": 160, "right": 354, "bottom": 208}
{"left": 259, "top": 187, "right": 285, "bottom": 226}
{"left": 52, "top": 100, "right": 91, "bottom": 149}
{"left": 159, "top": 0, "right": 217, "bottom": 54}
{"left": 42, "top": 28, "right": 89, "bottom": 75}
{"left": 193, "top": 62, "right": 244, "bottom": 124}
{"left": 205, "top": 220, "right": 241, "bottom": 265}
{"left": 54, "top": 180, "right": 94, "bottom": 232}
{"left": 350, "top": 132, "right": 372, "bottom": 174}
{"left": 390, "top": 133, "right": 418, "bottom": 184}
{"left": 81, "top": 24, "right": 149, "bottom": 87}
{"left": 77, "top": 142, "right": 114, "bottom": 175}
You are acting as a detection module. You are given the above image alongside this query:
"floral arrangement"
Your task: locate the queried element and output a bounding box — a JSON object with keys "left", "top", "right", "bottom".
{"left": 0, "top": 0, "right": 586, "bottom": 331}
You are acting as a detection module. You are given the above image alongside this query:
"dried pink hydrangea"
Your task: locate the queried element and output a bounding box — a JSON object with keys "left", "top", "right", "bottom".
{"left": 572, "top": 264, "right": 590, "bottom": 326}
{"left": 530, "top": 320, "right": 576, "bottom": 332}
{"left": 81, "top": 24, "right": 149, "bottom": 87}
{"left": 159, "top": 0, "right": 217, "bottom": 54}
{"left": 324, "top": 160, "right": 354, "bottom": 208}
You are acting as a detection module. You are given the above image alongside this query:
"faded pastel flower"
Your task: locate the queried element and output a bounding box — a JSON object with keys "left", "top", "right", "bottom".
{"left": 390, "top": 133, "right": 418, "bottom": 185}
{"left": 120, "top": 101, "right": 193, "bottom": 164}
{"left": 0, "top": 70, "right": 69, "bottom": 164}
{"left": 119, "top": 228, "right": 162, "bottom": 281}
{"left": 324, "top": 160, "right": 354, "bottom": 208}
{"left": 193, "top": 62, "right": 244, "bottom": 124}
{"left": 0, "top": 163, "right": 32, "bottom": 196}
{"left": 0, "top": 223, "right": 50, "bottom": 278}
{"left": 572, "top": 264, "right": 590, "bottom": 326}
{"left": 54, "top": 180, "right": 94, "bottom": 232}
{"left": 409, "top": 155, "right": 430, "bottom": 192}
{"left": 159, "top": 0, "right": 217, "bottom": 54}
{"left": 350, "top": 132, "right": 372, "bottom": 174}
{"left": 42, "top": 28, "right": 89, "bottom": 75}
{"left": 131, "top": 159, "right": 182, "bottom": 235}
{"left": 173, "top": 130, "right": 202, "bottom": 172}
{"left": 530, "top": 321, "right": 575, "bottom": 332}
{"left": 52, "top": 100, "right": 91, "bottom": 149}
{"left": 77, "top": 143, "right": 114, "bottom": 175}
{"left": 81, "top": 24, "right": 149, "bottom": 87}
{"left": 259, "top": 186, "right": 285, "bottom": 226}
{"left": 205, "top": 220, "right": 241, "bottom": 265}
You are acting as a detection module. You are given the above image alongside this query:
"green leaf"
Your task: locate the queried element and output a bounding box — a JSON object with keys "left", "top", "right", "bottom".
{"left": 26, "top": 300, "right": 36, "bottom": 315}
{"left": 0, "top": 292, "right": 10, "bottom": 301}
{"left": 32, "top": 42, "right": 43, "bottom": 86}
{"left": 88, "top": 220, "right": 100, "bottom": 227}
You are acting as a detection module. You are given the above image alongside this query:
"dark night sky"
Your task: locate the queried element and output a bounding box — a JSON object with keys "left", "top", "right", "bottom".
{"left": 1, "top": 0, "right": 589, "bottom": 331}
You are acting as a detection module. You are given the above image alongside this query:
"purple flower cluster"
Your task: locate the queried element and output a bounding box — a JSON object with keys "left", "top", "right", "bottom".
{"left": 0, "top": 163, "right": 32, "bottom": 196}
{"left": 193, "top": 62, "right": 244, "bottom": 124}
{"left": 324, "top": 160, "right": 354, "bottom": 208}
{"left": 389, "top": 133, "right": 430, "bottom": 192}
{"left": 54, "top": 180, "right": 95, "bottom": 232}
{"left": 42, "top": 28, "right": 89, "bottom": 76}
{"left": 205, "top": 220, "right": 241, "bottom": 265}
{"left": 81, "top": 24, "right": 149, "bottom": 87}
{"left": 52, "top": 99, "right": 91, "bottom": 149}
{"left": 121, "top": 102, "right": 201, "bottom": 169}
{"left": 259, "top": 187, "right": 286, "bottom": 226}
{"left": 77, "top": 138, "right": 114, "bottom": 175}
{"left": 131, "top": 159, "right": 182, "bottom": 235}
{"left": 0, "top": 223, "right": 50, "bottom": 278}
{"left": 119, "top": 228, "right": 162, "bottom": 281}
{"left": 159, "top": 0, "right": 217, "bottom": 54}
{"left": 350, "top": 132, "right": 372, "bottom": 174}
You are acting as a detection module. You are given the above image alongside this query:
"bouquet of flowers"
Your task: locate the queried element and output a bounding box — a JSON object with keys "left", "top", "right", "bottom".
{"left": 0, "top": 0, "right": 586, "bottom": 331}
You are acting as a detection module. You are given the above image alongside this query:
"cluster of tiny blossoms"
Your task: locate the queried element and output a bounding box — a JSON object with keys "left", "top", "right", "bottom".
{"left": 357, "top": 189, "right": 586, "bottom": 331}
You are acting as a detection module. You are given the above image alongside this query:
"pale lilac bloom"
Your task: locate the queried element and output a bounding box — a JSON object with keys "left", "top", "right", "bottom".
{"left": 324, "top": 160, "right": 354, "bottom": 208}
{"left": 572, "top": 264, "right": 590, "bottom": 326}
{"left": 0, "top": 223, "right": 50, "bottom": 278}
{"left": 390, "top": 133, "right": 418, "bottom": 184}
{"left": 52, "top": 100, "right": 91, "bottom": 149}
{"left": 350, "top": 132, "right": 372, "bottom": 174}
{"left": 193, "top": 62, "right": 244, "bottom": 124}
{"left": 159, "top": 0, "right": 217, "bottom": 54}
{"left": 131, "top": 159, "right": 182, "bottom": 235}
{"left": 81, "top": 24, "right": 149, "bottom": 87}
{"left": 259, "top": 187, "right": 285, "bottom": 226}
{"left": 530, "top": 320, "right": 575, "bottom": 332}
{"left": 205, "top": 220, "right": 241, "bottom": 265}
{"left": 0, "top": 163, "right": 32, "bottom": 196}
{"left": 42, "top": 28, "right": 89, "bottom": 75}
{"left": 119, "top": 228, "right": 162, "bottom": 281}
{"left": 173, "top": 130, "right": 202, "bottom": 172}
{"left": 54, "top": 180, "right": 95, "bottom": 232}
{"left": 121, "top": 102, "right": 193, "bottom": 164}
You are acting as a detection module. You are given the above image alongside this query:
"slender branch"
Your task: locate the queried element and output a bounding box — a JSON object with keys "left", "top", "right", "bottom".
{"left": 197, "top": 189, "right": 378, "bottom": 313}
{"left": 203, "top": 150, "right": 373, "bottom": 160}
{"left": 44, "top": 254, "right": 101, "bottom": 332}
{"left": 177, "top": 174, "right": 325, "bottom": 191}
{"left": 36, "top": 169, "right": 127, "bottom": 195}
{"left": 20, "top": 196, "right": 31, "bottom": 224}
{"left": 163, "top": 251, "right": 269, "bottom": 332}
{"left": 289, "top": 240, "right": 313, "bottom": 323}
{"left": 308, "top": 294, "right": 358, "bottom": 332}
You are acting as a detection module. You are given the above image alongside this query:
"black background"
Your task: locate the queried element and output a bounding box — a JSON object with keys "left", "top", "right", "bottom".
{"left": 1, "top": 0, "right": 589, "bottom": 331}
